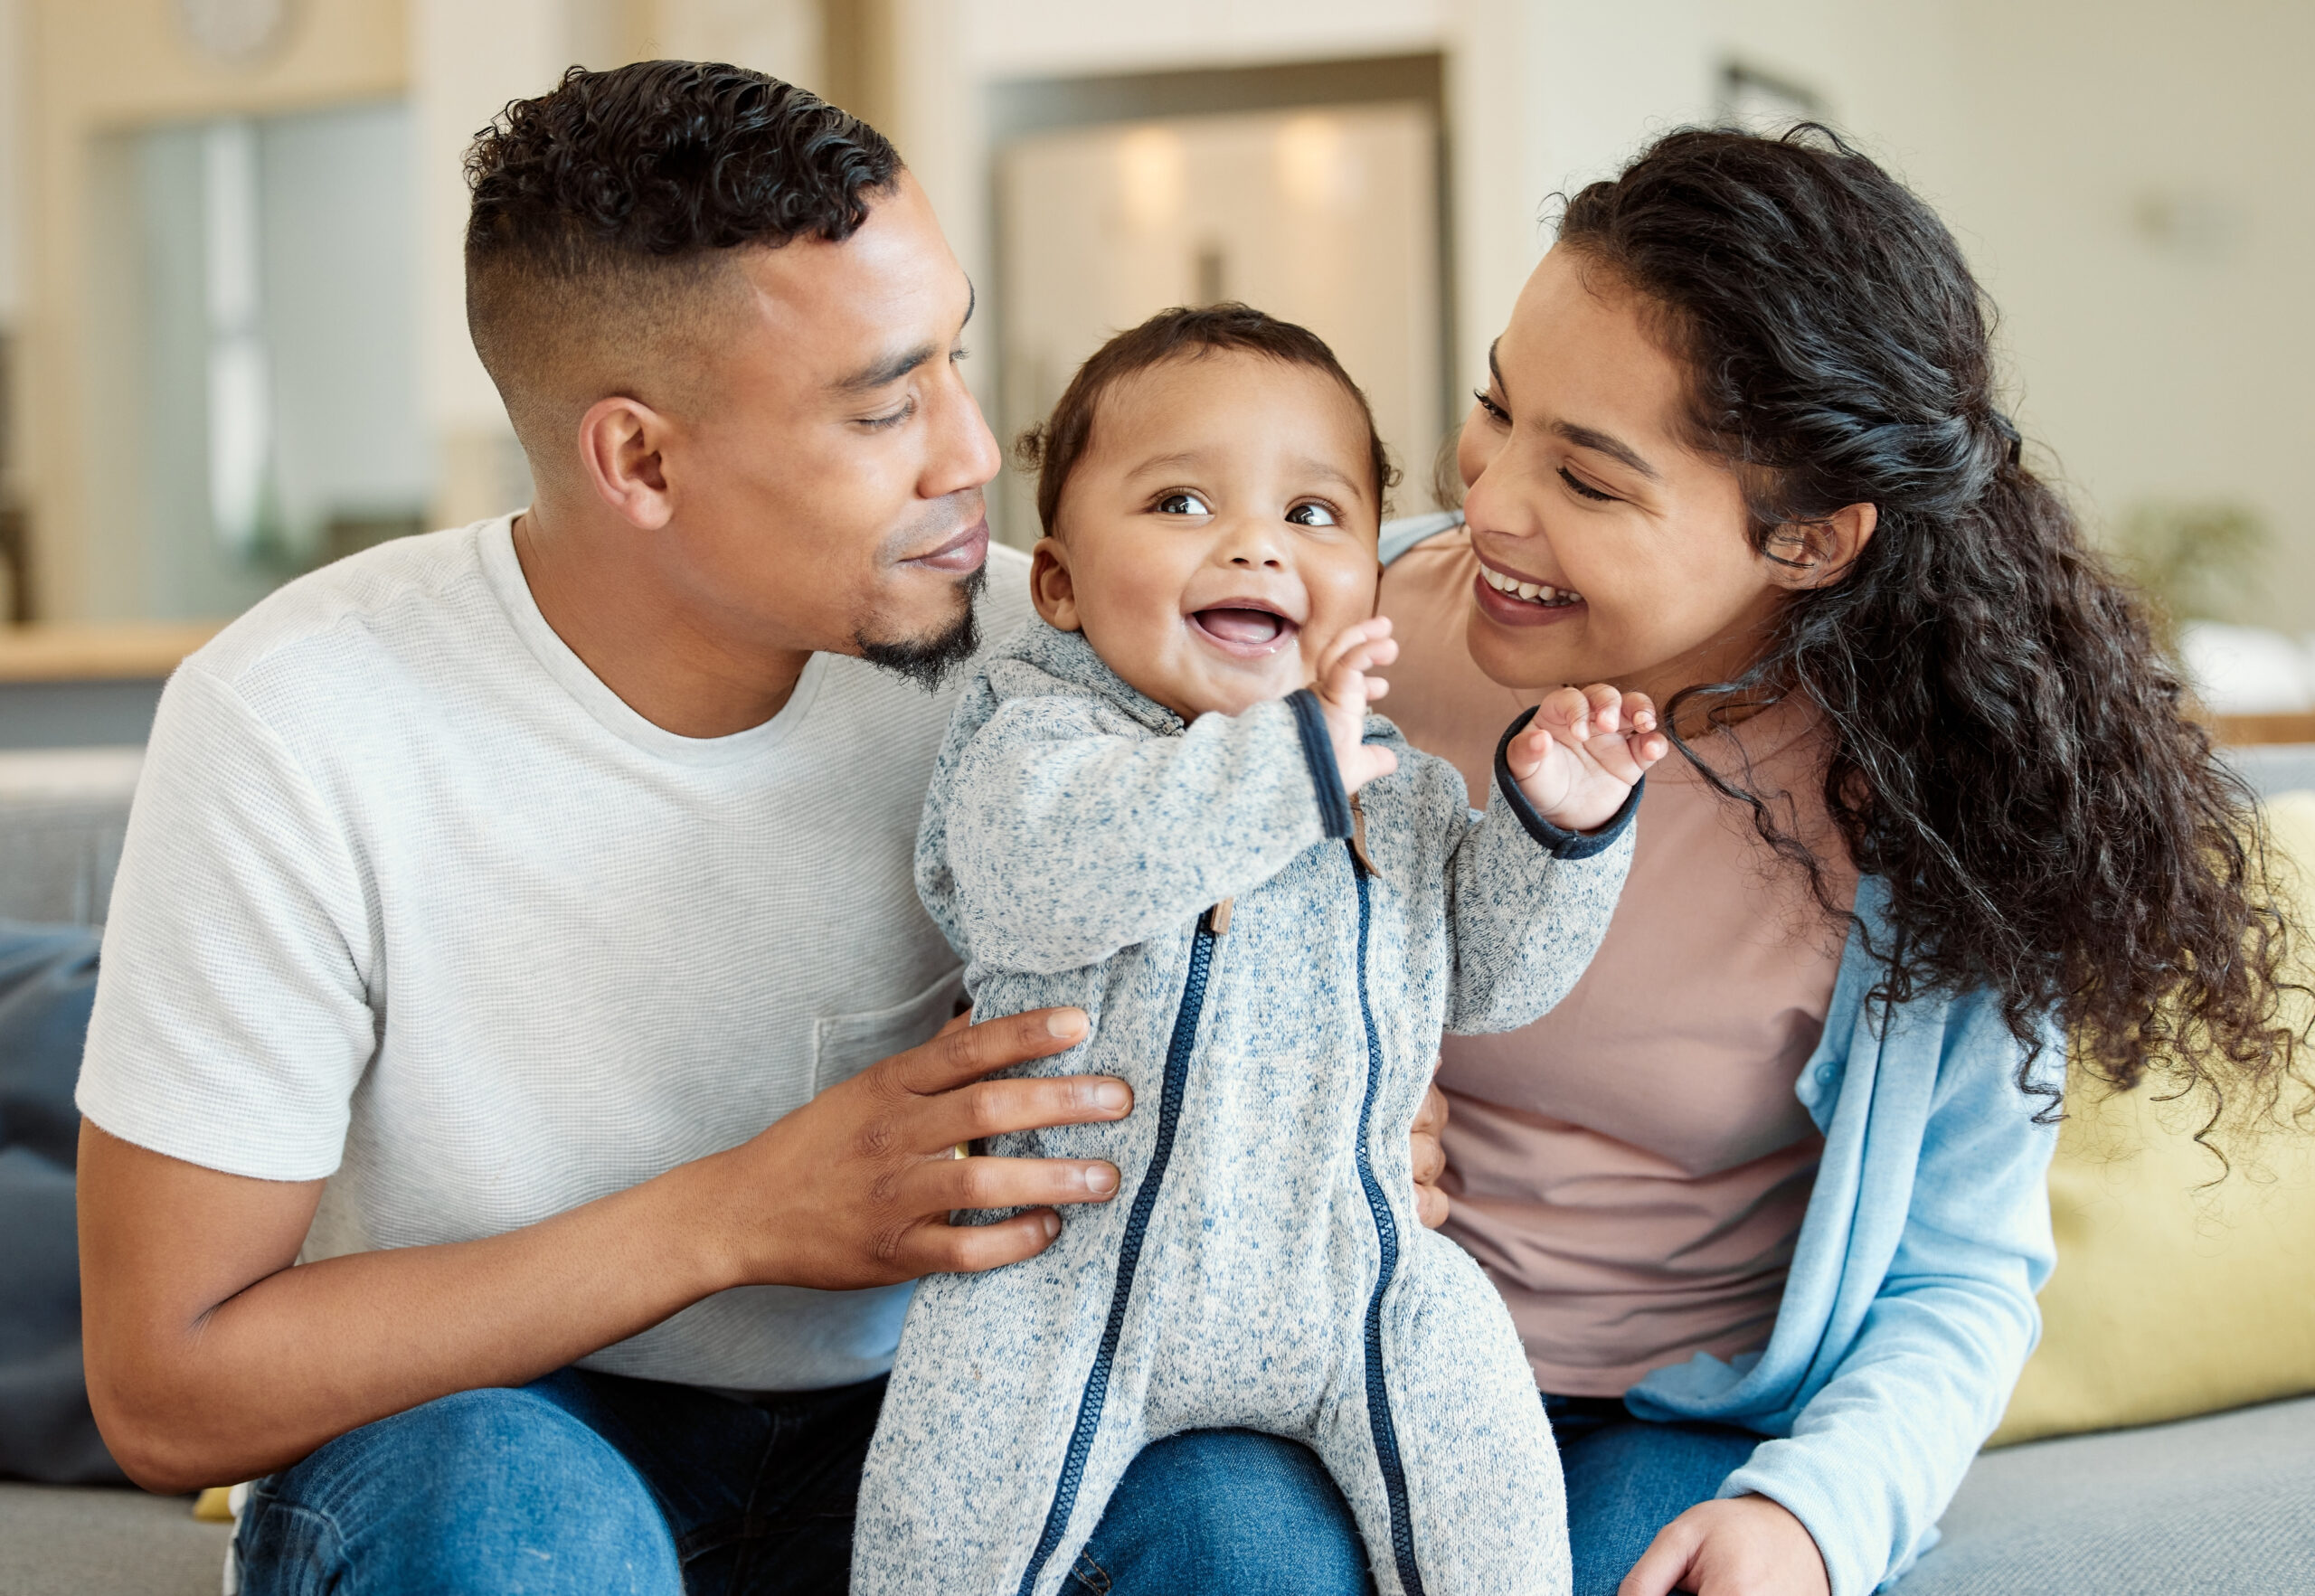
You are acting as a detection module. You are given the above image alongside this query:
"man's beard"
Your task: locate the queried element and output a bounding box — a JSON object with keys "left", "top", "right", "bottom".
{"left": 855, "top": 564, "right": 987, "bottom": 691}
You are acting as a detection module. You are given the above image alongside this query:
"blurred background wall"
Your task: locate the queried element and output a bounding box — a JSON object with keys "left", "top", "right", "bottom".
{"left": 0, "top": 0, "right": 2305, "bottom": 634}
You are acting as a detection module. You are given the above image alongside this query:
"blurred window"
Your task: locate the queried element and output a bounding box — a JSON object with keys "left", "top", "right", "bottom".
{"left": 89, "top": 99, "right": 431, "bottom": 620}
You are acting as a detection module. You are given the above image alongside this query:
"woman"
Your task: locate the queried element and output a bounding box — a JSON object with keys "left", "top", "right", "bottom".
{"left": 1382, "top": 127, "right": 2296, "bottom": 1596}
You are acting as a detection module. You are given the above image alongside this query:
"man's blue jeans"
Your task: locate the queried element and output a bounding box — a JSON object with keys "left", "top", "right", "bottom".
{"left": 233, "top": 1367, "right": 1376, "bottom": 1594}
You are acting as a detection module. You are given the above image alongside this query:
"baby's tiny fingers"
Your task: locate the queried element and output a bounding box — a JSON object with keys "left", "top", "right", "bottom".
{"left": 1578, "top": 683, "right": 1623, "bottom": 734}
{"left": 1534, "top": 686, "right": 1592, "bottom": 736}
{"left": 1506, "top": 722, "right": 1556, "bottom": 779}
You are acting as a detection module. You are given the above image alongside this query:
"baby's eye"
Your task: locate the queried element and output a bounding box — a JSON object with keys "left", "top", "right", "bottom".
{"left": 1157, "top": 491, "right": 1212, "bottom": 516}
{"left": 1286, "top": 502, "right": 1340, "bottom": 528}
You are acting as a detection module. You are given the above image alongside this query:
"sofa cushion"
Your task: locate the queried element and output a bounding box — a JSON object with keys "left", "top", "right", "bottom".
{"left": 1990, "top": 792, "right": 2315, "bottom": 1448}
{"left": 0, "top": 922, "right": 123, "bottom": 1485}
{"left": 1903, "top": 1395, "right": 2315, "bottom": 1594}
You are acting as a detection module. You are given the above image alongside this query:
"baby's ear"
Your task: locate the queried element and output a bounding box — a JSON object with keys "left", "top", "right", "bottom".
{"left": 1029, "top": 538, "right": 1082, "bottom": 631}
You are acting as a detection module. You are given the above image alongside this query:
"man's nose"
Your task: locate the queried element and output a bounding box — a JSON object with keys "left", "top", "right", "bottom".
{"left": 922, "top": 366, "right": 1003, "bottom": 500}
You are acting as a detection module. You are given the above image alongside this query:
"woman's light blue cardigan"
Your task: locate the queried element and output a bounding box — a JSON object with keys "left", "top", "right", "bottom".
{"left": 1623, "top": 876, "right": 2058, "bottom": 1596}
{"left": 1379, "top": 515, "right": 2062, "bottom": 1596}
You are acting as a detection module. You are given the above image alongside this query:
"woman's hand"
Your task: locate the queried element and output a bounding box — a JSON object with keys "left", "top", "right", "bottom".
{"left": 1410, "top": 1081, "right": 1450, "bottom": 1229}
{"left": 1506, "top": 684, "right": 1667, "bottom": 833}
{"left": 1620, "top": 1495, "right": 1830, "bottom": 1596}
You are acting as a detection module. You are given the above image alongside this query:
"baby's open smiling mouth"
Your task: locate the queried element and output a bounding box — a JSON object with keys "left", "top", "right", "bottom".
{"left": 1187, "top": 603, "right": 1301, "bottom": 657}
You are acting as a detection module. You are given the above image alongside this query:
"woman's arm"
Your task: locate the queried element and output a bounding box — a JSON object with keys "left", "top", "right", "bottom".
{"left": 1631, "top": 994, "right": 2060, "bottom": 1596}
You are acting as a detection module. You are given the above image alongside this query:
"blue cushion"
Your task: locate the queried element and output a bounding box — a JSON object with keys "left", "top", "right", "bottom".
{"left": 0, "top": 921, "right": 123, "bottom": 1485}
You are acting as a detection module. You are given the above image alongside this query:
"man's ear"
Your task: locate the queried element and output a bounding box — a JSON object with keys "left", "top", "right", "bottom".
{"left": 1765, "top": 502, "right": 1877, "bottom": 590}
{"left": 576, "top": 396, "right": 676, "bottom": 532}
{"left": 1030, "top": 537, "right": 1082, "bottom": 631}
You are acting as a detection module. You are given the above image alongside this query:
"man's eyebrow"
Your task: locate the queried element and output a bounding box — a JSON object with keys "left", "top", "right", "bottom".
{"left": 830, "top": 279, "right": 977, "bottom": 394}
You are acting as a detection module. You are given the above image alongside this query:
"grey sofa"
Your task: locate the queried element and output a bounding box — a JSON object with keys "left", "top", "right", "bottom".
{"left": 5, "top": 748, "right": 2310, "bottom": 1594}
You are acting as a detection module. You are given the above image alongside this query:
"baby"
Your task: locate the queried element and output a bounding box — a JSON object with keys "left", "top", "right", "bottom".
{"left": 853, "top": 307, "right": 1665, "bottom": 1596}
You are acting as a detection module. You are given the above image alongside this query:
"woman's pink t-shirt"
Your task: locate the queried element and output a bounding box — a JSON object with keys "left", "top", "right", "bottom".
{"left": 1380, "top": 529, "right": 1858, "bottom": 1395}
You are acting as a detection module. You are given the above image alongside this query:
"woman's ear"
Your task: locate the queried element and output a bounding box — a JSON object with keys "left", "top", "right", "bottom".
{"left": 577, "top": 396, "right": 676, "bottom": 531}
{"left": 1766, "top": 502, "right": 1877, "bottom": 590}
{"left": 1030, "top": 537, "right": 1082, "bottom": 630}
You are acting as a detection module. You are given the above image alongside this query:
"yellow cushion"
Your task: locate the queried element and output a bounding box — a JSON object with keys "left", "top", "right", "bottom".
{"left": 1989, "top": 791, "right": 2315, "bottom": 1447}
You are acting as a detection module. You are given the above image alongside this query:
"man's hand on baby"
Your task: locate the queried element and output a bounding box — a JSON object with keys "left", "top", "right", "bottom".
{"left": 1506, "top": 684, "right": 1668, "bottom": 834}
{"left": 1314, "top": 617, "right": 1401, "bottom": 795}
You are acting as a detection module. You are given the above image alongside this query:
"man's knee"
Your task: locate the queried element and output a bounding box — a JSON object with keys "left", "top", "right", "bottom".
{"left": 1083, "top": 1429, "right": 1374, "bottom": 1594}
{"left": 237, "top": 1385, "right": 681, "bottom": 1596}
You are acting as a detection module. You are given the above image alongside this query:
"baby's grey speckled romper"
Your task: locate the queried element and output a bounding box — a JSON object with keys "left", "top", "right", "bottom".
{"left": 852, "top": 620, "right": 1637, "bottom": 1596}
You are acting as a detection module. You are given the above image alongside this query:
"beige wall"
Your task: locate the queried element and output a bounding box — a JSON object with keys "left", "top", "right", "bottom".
{"left": 19, "top": 0, "right": 407, "bottom": 620}
{"left": 8, "top": 0, "right": 2309, "bottom": 628}
{"left": 1943, "top": 0, "right": 2315, "bottom": 628}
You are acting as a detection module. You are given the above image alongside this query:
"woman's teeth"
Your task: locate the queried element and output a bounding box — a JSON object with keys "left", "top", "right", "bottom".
{"left": 1480, "top": 565, "right": 1583, "bottom": 607}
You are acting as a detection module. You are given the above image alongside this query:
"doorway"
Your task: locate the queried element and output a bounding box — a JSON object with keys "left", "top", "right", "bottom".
{"left": 988, "top": 55, "right": 1452, "bottom": 548}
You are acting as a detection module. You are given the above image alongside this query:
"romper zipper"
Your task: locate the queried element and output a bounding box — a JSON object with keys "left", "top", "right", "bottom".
{"left": 1351, "top": 845, "right": 1427, "bottom": 1596}
{"left": 1014, "top": 902, "right": 1228, "bottom": 1596}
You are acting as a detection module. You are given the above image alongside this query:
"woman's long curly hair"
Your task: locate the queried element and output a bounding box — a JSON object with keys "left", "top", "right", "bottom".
{"left": 1555, "top": 126, "right": 2303, "bottom": 1139}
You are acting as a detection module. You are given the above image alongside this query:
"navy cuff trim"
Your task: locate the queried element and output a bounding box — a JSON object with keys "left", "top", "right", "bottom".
{"left": 1493, "top": 704, "right": 1643, "bottom": 859}
{"left": 1289, "top": 689, "right": 1355, "bottom": 841}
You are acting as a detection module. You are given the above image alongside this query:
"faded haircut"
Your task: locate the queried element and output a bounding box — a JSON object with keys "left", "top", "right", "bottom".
{"left": 464, "top": 60, "right": 902, "bottom": 464}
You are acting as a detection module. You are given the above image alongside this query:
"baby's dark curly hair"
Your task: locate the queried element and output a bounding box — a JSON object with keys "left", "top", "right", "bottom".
{"left": 464, "top": 61, "right": 900, "bottom": 446}
{"left": 1016, "top": 304, "right": 1398, "bottom": 537}
{"left": 1558, "top": 127, "right": 2307, "bottom": 1149}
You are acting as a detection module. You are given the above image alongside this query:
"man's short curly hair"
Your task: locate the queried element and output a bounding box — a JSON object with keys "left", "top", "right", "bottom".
{"left": 464, "top": 61, "right": 902, "bottom": 460}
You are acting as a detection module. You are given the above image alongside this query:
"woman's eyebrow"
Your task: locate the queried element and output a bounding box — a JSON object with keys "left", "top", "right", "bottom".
{"left": 1488, "top": 338, "right": 1662, "bottom": 482}
{"left": 1552, "top": 421, "right": 1662, "bottom": 482}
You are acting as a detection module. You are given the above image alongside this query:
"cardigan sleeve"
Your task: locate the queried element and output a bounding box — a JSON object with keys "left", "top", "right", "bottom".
{"left": 1713, "top": 989, "right": 2060, "bottom": 1596}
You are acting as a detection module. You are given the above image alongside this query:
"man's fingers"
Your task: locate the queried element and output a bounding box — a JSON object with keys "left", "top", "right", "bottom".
{"left": 887, "top": 1006, "right": 1088, "bottom": 1096}
{"left": 915, "top": 1152, "right": 1120, "bottom": 1214}
{"left": 909, "top": 1208, "right": 1066, "bottom": 1275}
{"left": 922, "top": 1073, "right": 1132, "bottom": 1148}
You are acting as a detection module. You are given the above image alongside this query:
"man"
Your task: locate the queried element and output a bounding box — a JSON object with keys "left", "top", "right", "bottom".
{"left": 74, "top": 62, "right": 1418, "bottom": 1594}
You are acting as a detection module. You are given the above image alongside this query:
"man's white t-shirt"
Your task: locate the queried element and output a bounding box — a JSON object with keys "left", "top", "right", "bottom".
{"left": 77, "top": 515, "right": 1034, "bottom": 1391}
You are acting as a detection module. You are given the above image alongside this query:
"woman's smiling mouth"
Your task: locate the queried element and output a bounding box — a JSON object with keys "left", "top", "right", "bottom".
{"left": 1478, "top": 562, "right": 1583, "bottom": 608}
{"left": 1188, "top": 603, "right": 1301, "bottom": 657}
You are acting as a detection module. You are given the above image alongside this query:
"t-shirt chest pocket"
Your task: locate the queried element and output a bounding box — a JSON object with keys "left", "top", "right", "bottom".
{"left": 813, "top": 968, "right": 969, "bottom": 1095}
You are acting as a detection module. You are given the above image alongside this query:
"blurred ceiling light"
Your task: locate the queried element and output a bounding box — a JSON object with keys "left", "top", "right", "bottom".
{"left": 1115, "top": 126, "right": 1186, "bottom": 237}
{"left": 203, "top": 120, "right": 274, "bottom": 557}
{"left": 1275, "top": 114, "right": 1358, "bottom": 215}
{"left": 176, "top": 0, "right": 296, "bottom": 65}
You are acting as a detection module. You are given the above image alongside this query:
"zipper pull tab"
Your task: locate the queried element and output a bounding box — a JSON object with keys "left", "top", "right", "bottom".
{"left": 1348, "top": 794, "right": 1378, "bottom": 877}
{"left": 1205, "top": 899, "right": 1233, "bottom": 936}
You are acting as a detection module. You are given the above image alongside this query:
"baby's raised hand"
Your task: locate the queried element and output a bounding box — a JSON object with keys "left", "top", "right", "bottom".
{"left": 1314, "top": 618, "right": 1400, "bottom": 797}
{"left": 1505, "top": 684, "right": 1668, "bottom": 833}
